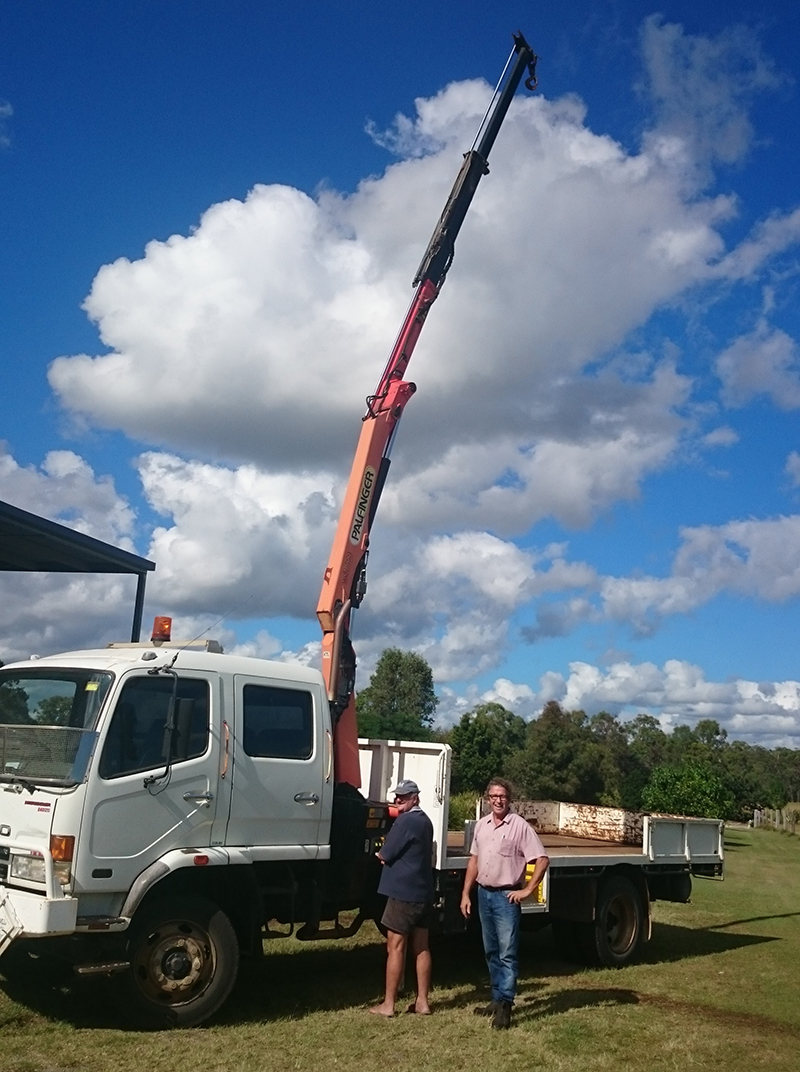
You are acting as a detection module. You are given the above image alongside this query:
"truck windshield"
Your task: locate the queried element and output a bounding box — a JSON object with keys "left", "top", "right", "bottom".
{"left": 0, "top": 668, "right": 113, "bottom": 786}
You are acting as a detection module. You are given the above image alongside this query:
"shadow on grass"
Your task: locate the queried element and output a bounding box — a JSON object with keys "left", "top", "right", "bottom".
{"left": 0, "top": 949, "right": 114, "bottom": 1030}
{"left": 0, "top": 937, "right": 396, "bottom": 1030}
{"left": 515, "top": 986, "right": 640, "bottom": 1022}
{"left": 0, "top": 913, "right": 784, "bottom": 1030}
{"left": 708, "top": 911, "right": 800, "bottom": 929}
{"left": 639, "top": 920, "right": 776, "bottom": 964}
{"left": 723, "top": 829, "right": 752, "bottom": 851}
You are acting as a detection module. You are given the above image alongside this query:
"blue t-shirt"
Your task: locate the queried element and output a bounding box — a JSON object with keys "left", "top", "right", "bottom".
{"left": 377, "top": 805, "right": 434, "bottom": 903}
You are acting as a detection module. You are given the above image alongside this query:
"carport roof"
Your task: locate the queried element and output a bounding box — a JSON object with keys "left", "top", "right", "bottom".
{"left": 0, "top": 498, "right": 154, "bottom": 574}
{"left": 0, "top": 499, "right": 154, "bottom": 642}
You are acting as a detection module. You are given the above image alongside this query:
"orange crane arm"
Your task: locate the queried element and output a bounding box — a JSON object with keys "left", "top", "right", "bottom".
{"left": 317, "top": 33, "right": 538, "bottom": 786}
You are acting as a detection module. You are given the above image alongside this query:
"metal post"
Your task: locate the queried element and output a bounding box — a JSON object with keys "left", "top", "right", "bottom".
{"left": 131, "top": 572, "right": 147, "bottom": 642}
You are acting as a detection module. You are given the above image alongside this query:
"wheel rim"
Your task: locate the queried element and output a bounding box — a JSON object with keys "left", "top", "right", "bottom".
{"left": 604, "top": 894, "right": 637, "bottom": 956}
{"left": 133, "top": 918, "right": 217, "bottom": 1007}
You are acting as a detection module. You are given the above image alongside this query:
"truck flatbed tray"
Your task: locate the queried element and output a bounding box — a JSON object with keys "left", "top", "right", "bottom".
{"left": 445, "top": 831, "right": 643, "bottom": 857}
{"left": 539, "top": 834, "right": 643, "bottom": 856}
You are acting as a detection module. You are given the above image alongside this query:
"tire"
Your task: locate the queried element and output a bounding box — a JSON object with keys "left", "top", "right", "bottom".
{"left": 114, "top": 896, "right": 239, "bottom": 1029}
{"left": 581, "top": 876, "right": 644, "bottom": 968}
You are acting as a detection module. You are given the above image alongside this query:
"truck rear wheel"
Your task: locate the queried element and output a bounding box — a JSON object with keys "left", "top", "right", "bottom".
{"left": 115, "top": 896, "right": 239, "bottom": 1029}
{"left": 581, "top": 875, "right": 644, "bottom": 967}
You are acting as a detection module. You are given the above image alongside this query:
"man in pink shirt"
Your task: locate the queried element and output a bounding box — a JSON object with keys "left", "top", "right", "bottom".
{"left": 460, "top": 777, "right": 549, "bottom": 1030}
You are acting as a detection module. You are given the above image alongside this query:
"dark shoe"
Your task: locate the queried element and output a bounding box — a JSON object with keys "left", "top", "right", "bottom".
{"left": 491, "top": 1001, "right": 512, "bottom": 1030}
{"left": 473, "top": 1000, "right": 498, "bottom": 1017}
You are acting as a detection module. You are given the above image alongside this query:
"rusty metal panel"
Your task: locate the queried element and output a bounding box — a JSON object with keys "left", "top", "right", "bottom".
{"left": 514, "top": 800, "right": 561, "bottom": 833}
{"left": 514, "top": 800, "right": 644, "bottom": 845}
{"left": 559, "top": 803, "right": 644, "bottom": 845}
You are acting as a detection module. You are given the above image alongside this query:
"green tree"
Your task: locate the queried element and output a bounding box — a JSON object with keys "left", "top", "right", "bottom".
{"left": 506, "top": 701, "right": 604, "bottom": 804}
{"left": 0, "top": 674, "right": 30, "bottom": 725}
{"left": 694, "top": 719, "right": 728, "bottom": 751}
{"left": 356, "top": 649, "right": 438, "bottom": 740}
{"left": 450, "top": 702, "right": 527, "bottom": 793}
{"left": 642, "top": 760, "right": 735, "bottom": 819}
{"left": 619, "top": 714, "right": 670, "bottom": 809}
{"left": 588, "top": 711, "right": 634, "bottom": 807}
{"left": 665, "top": 724, "right": 698, "bottom": 764}
{"left": 626, "top": 714, "right": 668, "bottom": 770}
{"left": 448, "top": 790, "right": 480, "bottom": 830}
{"left": 34, "top": 695, "right": 72, "bottom": 726}
{"left": 721, "top": 740, "right": 767, "bottom": 820}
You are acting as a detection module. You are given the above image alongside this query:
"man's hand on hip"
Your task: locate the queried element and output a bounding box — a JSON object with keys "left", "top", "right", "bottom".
{"left": 506, "top": 887, "right": 529, "bottom": 905}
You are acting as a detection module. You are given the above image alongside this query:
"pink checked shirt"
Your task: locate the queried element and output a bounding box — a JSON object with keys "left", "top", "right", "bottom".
{"left": 470, "top": 810, "right": 547, "bottom": 888}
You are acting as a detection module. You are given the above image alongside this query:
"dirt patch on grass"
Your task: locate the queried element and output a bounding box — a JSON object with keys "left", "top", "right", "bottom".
{"left": 635, "top": 991, "right": 800, "bottom": 1038}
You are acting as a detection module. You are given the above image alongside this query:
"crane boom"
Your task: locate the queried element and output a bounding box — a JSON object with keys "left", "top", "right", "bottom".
{"left": 317, "top": 32, "right": 538, "bottom": 786}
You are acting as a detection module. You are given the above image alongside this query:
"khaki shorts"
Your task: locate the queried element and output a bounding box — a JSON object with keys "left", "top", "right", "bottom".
{"left": 381, "top": 897, "right": 434, "bottom": 934}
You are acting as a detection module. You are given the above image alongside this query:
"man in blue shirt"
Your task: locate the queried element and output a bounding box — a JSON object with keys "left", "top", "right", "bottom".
{"left": 369, "top": 779, "right": 434, "bottom": 1017}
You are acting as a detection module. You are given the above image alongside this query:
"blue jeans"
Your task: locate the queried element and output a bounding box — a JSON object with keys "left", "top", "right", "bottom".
{"left": 477, "top": 885, "right": 521, "bottom": 1005}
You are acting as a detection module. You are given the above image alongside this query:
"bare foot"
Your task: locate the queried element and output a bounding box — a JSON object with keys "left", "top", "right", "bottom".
{"left": 406, "top": 1002, "right": 432, "bottom": 1015}
{"left": 369, "top": 1003, "right": 395, "bottom": 1017}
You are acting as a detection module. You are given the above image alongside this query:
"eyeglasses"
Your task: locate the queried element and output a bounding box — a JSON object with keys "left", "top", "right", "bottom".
{"left": 488, "top": 794, "right": 508, "bottom": 801}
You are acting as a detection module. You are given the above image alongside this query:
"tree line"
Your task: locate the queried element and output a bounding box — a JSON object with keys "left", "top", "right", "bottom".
{"left": 356, "top": 649, "right": 800, "bottom": 820}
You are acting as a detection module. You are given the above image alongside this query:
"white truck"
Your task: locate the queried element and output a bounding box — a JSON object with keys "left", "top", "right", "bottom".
{"left": 0, "top": 635, "right": 723, "bottom": 1028}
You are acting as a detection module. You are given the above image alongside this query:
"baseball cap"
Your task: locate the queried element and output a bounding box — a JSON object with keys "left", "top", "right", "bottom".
{"left": 391, "top": 779, "right": 420, "bottom": 797}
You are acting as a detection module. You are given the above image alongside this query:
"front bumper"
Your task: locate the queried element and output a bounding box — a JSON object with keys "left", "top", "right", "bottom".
{"left": 0, "top": 837, "right": 78, "bottom": 954}
{"left": 0, "top": 885, "right": 78, "bottom": 954}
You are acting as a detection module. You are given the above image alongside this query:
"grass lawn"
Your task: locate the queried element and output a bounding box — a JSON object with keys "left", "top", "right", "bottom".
{"left": 2, "top": 827, "right": 799, "bottom": 1072}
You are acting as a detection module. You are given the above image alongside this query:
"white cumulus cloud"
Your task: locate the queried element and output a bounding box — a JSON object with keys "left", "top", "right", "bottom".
{"left": 0, "top": 444, "right": 135, "bottom": 547}
{"left": 138, "top": 451, "right": 338, "bottom": 617}
{"left": 716, "top": 320, "right": 800, "bottom": 409}
{"left": 640, "top": 15, "right": 784, "bottom": 175}
{"left": 46, "top": 60, "right": 771, "bottom": 535}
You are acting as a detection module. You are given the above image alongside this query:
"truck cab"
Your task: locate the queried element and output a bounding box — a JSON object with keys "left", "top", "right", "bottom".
{"left": 0, "top": 643, "right": 336, "bottom": 957}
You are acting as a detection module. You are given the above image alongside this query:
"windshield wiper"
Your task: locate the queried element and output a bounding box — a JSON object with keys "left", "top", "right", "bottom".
{"left": 1, "top": 774, "right": 39, "bottom": 794}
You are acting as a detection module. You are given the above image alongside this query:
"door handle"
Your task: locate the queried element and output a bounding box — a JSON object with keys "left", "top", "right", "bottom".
{"left": 183, "top": 791, "right": 214, "bottom": 805}
{"left": 294, "top": 792, "right": 320, "bottom": 805}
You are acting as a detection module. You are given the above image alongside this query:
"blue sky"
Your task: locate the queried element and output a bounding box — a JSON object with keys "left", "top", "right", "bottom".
{"left": 3, "top": 2, "right": 800, "bottom": 744}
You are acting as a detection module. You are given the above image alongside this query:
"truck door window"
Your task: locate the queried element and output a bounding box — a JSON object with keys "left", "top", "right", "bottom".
{"left": 99, "top": 676, "right": 210, "bottom": 779}
{"left": 242, "top": 685, "right": 313, "bottom": 760}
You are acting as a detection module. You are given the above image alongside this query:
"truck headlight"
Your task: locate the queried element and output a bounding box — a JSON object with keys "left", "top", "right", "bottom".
{"left": 11, "top": 852, "right": 46, "bottom": 883}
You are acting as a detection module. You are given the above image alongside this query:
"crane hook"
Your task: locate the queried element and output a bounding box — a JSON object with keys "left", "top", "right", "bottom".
{"left": 525, "top": 51, "right": 539, "bottom": 92}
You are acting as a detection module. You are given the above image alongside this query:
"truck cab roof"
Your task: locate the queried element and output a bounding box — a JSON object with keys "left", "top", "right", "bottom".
{"left": 2, "top": 645, "right": 328, "bottom": 688}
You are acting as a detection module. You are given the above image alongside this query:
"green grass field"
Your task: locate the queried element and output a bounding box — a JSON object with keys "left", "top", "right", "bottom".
{"left": 2, "top": 827, "right": 799, "bottom": 1072}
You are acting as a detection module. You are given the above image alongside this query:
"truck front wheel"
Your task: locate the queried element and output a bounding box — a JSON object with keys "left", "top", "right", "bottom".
{"left": 115, "top": 896, "right": 239, "bottom": 1029}
{"left": 582, "top": 875, "right": 644, "bottom": 967}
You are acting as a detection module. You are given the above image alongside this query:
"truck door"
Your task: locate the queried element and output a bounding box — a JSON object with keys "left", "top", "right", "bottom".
{"left": 223, "top": 676, "right": 330, "bottom": 851}
{"left": 76, "top": 672, "right": 219, "bottom": 894}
